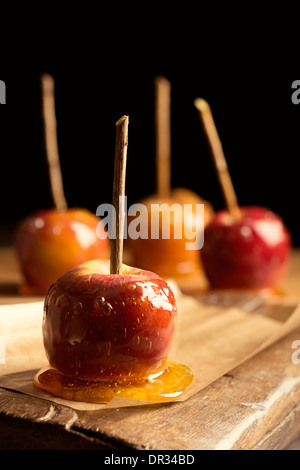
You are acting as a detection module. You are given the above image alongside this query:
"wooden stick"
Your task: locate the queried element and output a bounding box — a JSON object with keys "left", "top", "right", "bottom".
{"left": 41, "top": 73, "right": 68, "bottom": 211}
{"left": 194, "top": 98, "right": 241, "bottom": 221}
{"left": 110, "top": 115, "right": 129, "bottom": 275}
{"left": 154, "top": 76, "right": 171, "bottom": 198}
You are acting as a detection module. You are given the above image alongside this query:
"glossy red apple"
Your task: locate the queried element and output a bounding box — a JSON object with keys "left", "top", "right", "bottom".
{"left": 42, "top": 259, "right": 177, "bottom": 383}
{"left": 16, "top": 208, "right": 109, "bottom": 295}
{"left": 201, "top": 206, "right": 291, "bottom": 290}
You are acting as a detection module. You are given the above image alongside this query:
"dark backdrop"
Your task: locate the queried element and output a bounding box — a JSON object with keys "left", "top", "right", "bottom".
{"left": 1, "top": 46, "right": 299, "bottom": 245}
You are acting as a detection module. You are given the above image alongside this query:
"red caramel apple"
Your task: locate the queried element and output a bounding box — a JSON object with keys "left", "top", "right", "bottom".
{"left": 194, "top": 98, "right": 292, "bottom": 292}
{"left": 201, "top": 206, "right": 291, "bottom": 290}
{"left": 16, "top": 208, "right": 109, "bottom": 295}
{"left": 34, "top": 116, "right": 193, "bottom": 403}
{"left": 42, "top": 259, "right": 177, "bottom": 383}
{"left": 127, "top": 190, "right": 214, "bottom": 279}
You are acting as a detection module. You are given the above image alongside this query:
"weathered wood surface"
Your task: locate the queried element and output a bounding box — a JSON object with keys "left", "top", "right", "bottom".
{"left": 1, "top": 247, "right": 300, "bottom": 450}
{"left": 286, "top": 436, "right": 300, "bottom": 450}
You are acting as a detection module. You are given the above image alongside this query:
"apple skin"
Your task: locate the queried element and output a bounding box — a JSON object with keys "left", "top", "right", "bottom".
{"left": 201, "top": 206, "right": 291, "bottom": 290}
{"left": 42, "top": 259, "right": 177, "bottom": 383}
{"left": 16, "top": 208, "right": 109, "bottom": 295}
{"left": 127, "top": 189, "right": 214, "bottom": 278}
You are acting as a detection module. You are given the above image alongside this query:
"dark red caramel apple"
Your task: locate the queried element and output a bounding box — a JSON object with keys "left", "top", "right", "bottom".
{"left": 42, "top": 259, "right": 177, "bottom": 383}
{"left": 16, "top": 208, "right": 109, "bottom": 295}
{"left": 201, "top": 206, "right": 291, "bottom": 290}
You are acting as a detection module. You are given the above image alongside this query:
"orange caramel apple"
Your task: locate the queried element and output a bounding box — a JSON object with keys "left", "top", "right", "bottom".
{"left": 171, "top": 187, "right": 214, "bottom": 227}
{"left": 126, "top": 188, "right": 214, "bottom": 279}
{"left": 16, "top": 208, "right": 109, "bottom": 295}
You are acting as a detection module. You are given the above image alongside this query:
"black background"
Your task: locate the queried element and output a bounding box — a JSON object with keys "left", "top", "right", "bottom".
{"left": 1, "top": 34, "right": 299, "bottom": 245}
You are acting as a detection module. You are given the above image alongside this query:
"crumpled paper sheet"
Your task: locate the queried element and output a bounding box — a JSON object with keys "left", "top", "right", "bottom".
{"left": 0, "top": 284, "right": 299, "bottom": 410}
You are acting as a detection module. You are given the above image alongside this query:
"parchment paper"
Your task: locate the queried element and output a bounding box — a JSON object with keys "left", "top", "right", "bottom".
{"left": 0, "top": 284, "right": 299, "bottom": 410}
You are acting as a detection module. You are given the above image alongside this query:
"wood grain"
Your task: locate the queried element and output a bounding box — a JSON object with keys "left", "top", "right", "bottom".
{"left": 1, "top": 246, "right": 300, "bottom": 450}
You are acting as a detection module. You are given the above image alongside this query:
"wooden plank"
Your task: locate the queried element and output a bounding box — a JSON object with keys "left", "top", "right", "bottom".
{"left": 0, "top": 327, "right": 300, "bottom": 450}
{"left": 0, "top": 246, "right": 300, "bottom": 450}
{"left": 286, "top": 436, "right": 300, "bottom": 450}
{"left": 69, "top": 329, "right": 300, "bottom": 451}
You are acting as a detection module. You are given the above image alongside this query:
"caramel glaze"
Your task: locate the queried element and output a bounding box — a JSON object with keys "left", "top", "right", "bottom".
{"left": 34, "top": 361, "right": 194, "bottom": 404}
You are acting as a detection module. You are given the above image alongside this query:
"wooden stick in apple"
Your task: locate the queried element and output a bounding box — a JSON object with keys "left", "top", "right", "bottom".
{"left": 41, "top": 73, "right": 68, "bottom": 211}
{"left": 110, "top": 115, "right": 129, "bottom": 275}
{"left": 154, "top": 76, "right": 171, "bottom": 198}
{"left": 194, "top": 98, "right": 241, "bottom": 221}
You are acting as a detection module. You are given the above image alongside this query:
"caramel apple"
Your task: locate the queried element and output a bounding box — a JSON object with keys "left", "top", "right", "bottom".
{"left": 127, "top": 191, "right": 213, "bottom": 278}
{"left": 16, "top": 208, "right": 109, "bottom": 295}
{"left": 171, "top": 187, "right": 214, "bottom": 229}
{"left": 34, "top": 116, "right": 193, "bottom": 403}
{"left": 127, "top": 77, "right": 214, "bottom": 280}
{"left": 42, "top": 259, "right": 177, "bottom": 383}
{"left": 201, "top": 206, "right": 291, "bottom": 290}
{"left": 194, "top": 98, "right": 292, "bottom": 291}
{"left": 15, "top": 74, "right": 109, "bottom": 295}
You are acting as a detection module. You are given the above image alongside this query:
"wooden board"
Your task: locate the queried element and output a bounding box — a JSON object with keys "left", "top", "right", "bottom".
{"left": 1, "top": 247, "right": 300, "bottom": 450}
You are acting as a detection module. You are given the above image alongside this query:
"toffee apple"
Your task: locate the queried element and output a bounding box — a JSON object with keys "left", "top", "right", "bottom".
{"left": 42, "top": 259, "right": 177, "bottom": 382}
{"left": 127, "top": 190, "right": 214, "bottom": 278}
{"left": 194, "top": 98, "right": 291, "bottom": 291}
{"left": 34, "top": 115, "right": 193, "bottom": 403}
{"left": 16, "top": 208, "right": 109, "bottom": 295}
{"left": 170, "top": 187, "right": 214, "bottom": 231}
{"left": 41, "top": 117, "right": 176, "bottom": 384}
{"left": 127, "top": 77, "right": 214, "bottom": 279}
{"left": 15, "top": 73, "right": 109, "bottom": 295}
{"left": 201, "top": 206, "right": 291, "bottom": 289}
